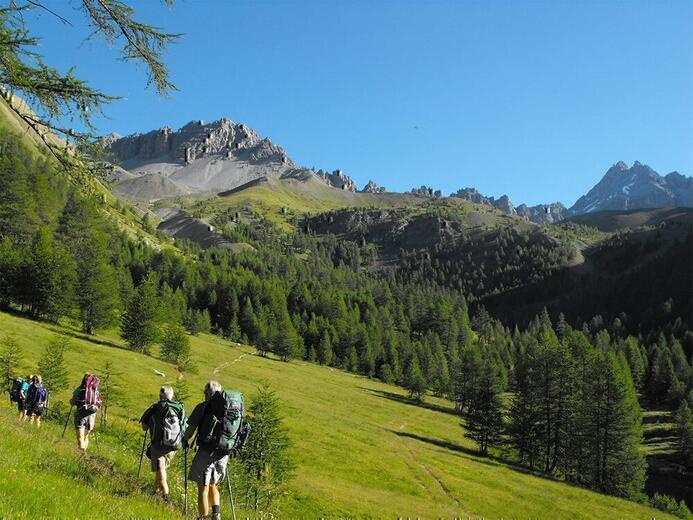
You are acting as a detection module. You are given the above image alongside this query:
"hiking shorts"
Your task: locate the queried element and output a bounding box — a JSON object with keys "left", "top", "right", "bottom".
{"left": 25, "top": 404, "right": 43, "bottom": 417}
{"left": 17, "top": 399, "right": 26, "bottom": 412}
{"left": 75, "top": 410, "right": 96, "bottom": 430}
{"left": 188, "top": 449, "right": 229, "bottom": 486}
{"left": 150, "top": 444, "right": 176, "bottom": 472}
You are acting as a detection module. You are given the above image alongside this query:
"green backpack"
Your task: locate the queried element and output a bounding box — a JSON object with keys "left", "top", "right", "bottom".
{"left": 151, "top": 400, "right": 187, "bottom": 450}
{"left": 197, "top": 390, "right": 244, "bottom": 453}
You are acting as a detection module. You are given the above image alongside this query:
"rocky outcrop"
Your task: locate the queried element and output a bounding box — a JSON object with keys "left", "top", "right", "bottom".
{"left": 316, "top": 169, "right": 357, "bottom": 192}
{"left": 411, "top": 185, "right": 442, "bottom": 198}
{"left": 516, "top": 203, "right": 567, "bottom": 224}
{"left": 451, "top": 188, "right": 516, "bottom": 215}
{"left": 360, "top": 180, "right": 386, "bottom": 193}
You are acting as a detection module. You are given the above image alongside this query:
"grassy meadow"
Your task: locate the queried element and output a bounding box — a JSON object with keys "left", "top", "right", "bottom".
{"left": 0, "top": 310, "right": 676, "bottom": 519}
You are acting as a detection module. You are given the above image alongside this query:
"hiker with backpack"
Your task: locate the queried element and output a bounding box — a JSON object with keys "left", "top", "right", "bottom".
{"left": 10, "top": 375, "right": 31, "bottom": 420}
{"left": 25, "top": 374, "right": 48, "bottom": 428}
{"left": 69, "top": 373, "right": 102, "bottom": 453}
{"left": 139, "top": 385, "right": 187, "bottom": 503}
{"left": 181, "top": 380, "right": 248, "bottom": 520}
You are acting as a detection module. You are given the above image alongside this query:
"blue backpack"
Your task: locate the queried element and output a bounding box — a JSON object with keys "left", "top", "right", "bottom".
{"left": 27, "top": 384, "right": 47, "bottom": 409}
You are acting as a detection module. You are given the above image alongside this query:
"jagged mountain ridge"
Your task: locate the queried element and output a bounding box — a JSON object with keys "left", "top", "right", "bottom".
{"left": 452, "top": 161, "right": 692, "bottom": 224}
{"left": 103, "top": 118, "right": 359, "bottom": 199}
{"left": 570, "top": 160, "right": 693, "bottom": 214}
{"left": 450, "top": 187, "right": 567, "bottom": 224}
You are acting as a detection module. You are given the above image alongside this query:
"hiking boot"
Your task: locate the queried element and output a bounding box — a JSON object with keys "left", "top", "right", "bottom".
{"left": 211, "top": 514, "right": 221, "bottom": 520}
{"left": 162, "top": 494, "right": 171, "bottom": 503}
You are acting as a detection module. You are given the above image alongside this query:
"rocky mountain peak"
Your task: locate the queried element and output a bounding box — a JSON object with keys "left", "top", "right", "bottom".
{"left": 569, "top": 161, "right": 692, "bottom": 214}
{"left": 103, "top": 117, "right": 291, "bottom": 168}
{"left": 361, "top": 180, "right": 386, "bottom": 193}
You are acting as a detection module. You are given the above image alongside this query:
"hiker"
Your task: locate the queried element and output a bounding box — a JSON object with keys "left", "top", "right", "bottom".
{"left": 25, "top": 374, "right": 48, "bottom": 428}
{"left": 70, "top": 373, "right": 102, "bottom": 453}
{"left": 182, "top": 380, "right": 245, "bottom": 520}
{"left": 10, "top": 375, "right": 31, "bottom": 420}
{"left": 139, "top": 385, "right": 187, "bottom": 503}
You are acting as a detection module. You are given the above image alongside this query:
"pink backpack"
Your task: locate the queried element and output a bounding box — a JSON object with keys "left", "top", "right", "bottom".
{"left": 82, "top": 374, "right": 102, "bottom": 413}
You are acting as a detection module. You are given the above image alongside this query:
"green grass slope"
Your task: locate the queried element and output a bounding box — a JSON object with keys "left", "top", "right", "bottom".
{"left": 0, "top": 310, "right": 674, "bottom": 519}
{"left": 175, "top": 176, "right": 427, "bottom": 231}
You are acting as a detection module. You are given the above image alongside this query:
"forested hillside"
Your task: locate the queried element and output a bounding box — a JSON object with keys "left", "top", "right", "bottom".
{"left": 0, "top": 112, "right": 691, "bottom": 515}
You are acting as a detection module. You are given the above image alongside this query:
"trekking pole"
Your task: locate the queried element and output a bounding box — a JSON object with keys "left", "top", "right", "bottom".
{"left": 226, "top": 473, "right": 237, "bottom": 520}
{"left": 137, "top": 429, "right": 148, "bottom": 478}
{"left": 61, "top": 406, "right": 73, "bottom": 438}
{"left": 183, "top": 446, "right": 188, "bottom": 517}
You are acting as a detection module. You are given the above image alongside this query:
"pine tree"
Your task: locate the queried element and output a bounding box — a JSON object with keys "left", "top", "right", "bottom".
{"left": 160, "top": 322, "right": 191, "bottom": 368}
{"left": 465, "top": 355, "right": 504, "bottom": 455}
{"left": 586, "top": 352, "right": 646, "bottom": 499}
{"left": 21, "top": 227, "right": 76, "bottom": 320}
{"left": 0, "top": 335, "right": 21, "bottom": 391}
{"left": 507, "top": 340, "right": 543, "bottom": 469}
{"left": 37, "top": 336, "right": 70, "bottom": 393}
{"left": 405, "top": 355, "right": 426, "bottom": 402}
{"left": 240, "top": 297, "right": 260, "bottom": 346}
{"left": 0, "top": 238, "right": 20, "bottom": 306}
{"left": 675, "top": 400, "right": 693, "bottom": 469}
{"left": 99, "top": 361, "right": 124, "bottom": 429}
{"left": 316, "top": 330, "right": 333, "bottom": 366}
{"left": 120, "top": 273, "right": 160, "bottom": 354}
{"left": 172, "top": 374, "right": 192, "bottom": 403}
{"left": 237, "top": 384, "right": 294, "bottom": 515}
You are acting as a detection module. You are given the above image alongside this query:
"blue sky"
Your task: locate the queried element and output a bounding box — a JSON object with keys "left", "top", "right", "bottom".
{"left": 27, "top": 0, "right": 693, "bottom": 206}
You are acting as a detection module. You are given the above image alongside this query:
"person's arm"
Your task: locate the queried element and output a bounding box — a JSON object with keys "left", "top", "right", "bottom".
{"left": 182, "top": 402, "right": 203, "bottom": 446}
{"left": 69, "top": 388, "right": 79, "bottom": 406}
{"left": 139, "top": 403, "right": 158, "bottom": 431}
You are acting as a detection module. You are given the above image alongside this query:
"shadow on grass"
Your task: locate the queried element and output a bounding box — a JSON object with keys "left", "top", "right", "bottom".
{"left": 360, "top": 387, "right": 459, "bottom": 417}
{"left": 391, "top": 429, "right": 610, "bottom": 491}
{"left": 390, "top": 429, "right": 498, "bottom": 466}
{"left": 46, "top": 326, "right": 127, "bottom": 352}
{"left": 1, "top": 306, "right": 127, "bottom": 351}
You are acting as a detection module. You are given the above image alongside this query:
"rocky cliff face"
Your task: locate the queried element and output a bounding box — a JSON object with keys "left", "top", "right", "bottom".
{"left": 104, "top": 118, "right": 292, "bottom": 168}
{"left": 102, "top": 118, "right": 364, "bottom": 199}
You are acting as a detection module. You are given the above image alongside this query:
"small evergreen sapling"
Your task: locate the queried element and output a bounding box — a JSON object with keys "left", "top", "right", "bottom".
{"left": 37, "top": 335, "right": 70, "bottom": 393}
{"left": 0, "top": 335, "right": 21, "bottom": 391}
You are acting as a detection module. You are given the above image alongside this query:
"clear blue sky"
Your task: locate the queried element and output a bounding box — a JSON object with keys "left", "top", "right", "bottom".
{"left": 27, "top": 0, "right": 693, "bottom": 206}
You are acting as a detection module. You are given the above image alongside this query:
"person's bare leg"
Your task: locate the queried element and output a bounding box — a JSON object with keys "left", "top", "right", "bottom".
{"left": 154, "top": 468, "right": 168, "bottom": 495}
{"left": 197, "top": 484, "right": 210, "bottom": 517}
{"left": 35, "top": 416, "right": 41, "bottom": 429}
{"left": 159, "top": 467, "right": 169, "bottom": 496}
{"left": 208, "top": 484, "right": 220, "bottom": 508}
{"left": 76, "top": 428, "right": 87, "bottom": 452}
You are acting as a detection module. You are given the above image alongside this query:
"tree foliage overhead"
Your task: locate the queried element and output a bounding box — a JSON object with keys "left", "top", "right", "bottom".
{"left": 0, "top": 0, "right": 178, "bottom": 164}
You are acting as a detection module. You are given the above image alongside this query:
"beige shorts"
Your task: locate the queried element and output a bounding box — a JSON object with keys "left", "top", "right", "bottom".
{"left": 150, "top": 443, "right": 176, "bottom": 472}
{"left": 188, "top": 449, "right": 229, "bottom": 485}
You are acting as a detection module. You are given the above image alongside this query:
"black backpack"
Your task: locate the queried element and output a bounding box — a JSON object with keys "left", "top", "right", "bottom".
{"left": 9, "top": 378, "right": 24, "bottom": 402}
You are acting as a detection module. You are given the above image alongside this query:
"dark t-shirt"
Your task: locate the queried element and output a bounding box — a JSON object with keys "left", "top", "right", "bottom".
{"left": 188, "top": 401, "right": 212, "bottom": 451}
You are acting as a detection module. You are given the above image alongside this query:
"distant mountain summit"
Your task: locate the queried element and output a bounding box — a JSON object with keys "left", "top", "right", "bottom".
{"left": 102, "top": 118, "right": 359, "bottom": 199}
{"left": 451, "top": 161, "right": 691, "bottom": 224}
{"left": 569, "top": 161, "right": 693, "bottom": 214}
